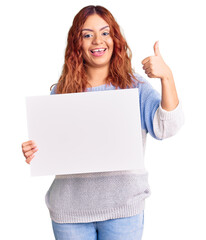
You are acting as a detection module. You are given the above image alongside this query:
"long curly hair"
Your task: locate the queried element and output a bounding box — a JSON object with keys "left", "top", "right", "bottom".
{"left": 51, "top": 5, "right": 139, "bottom": 94}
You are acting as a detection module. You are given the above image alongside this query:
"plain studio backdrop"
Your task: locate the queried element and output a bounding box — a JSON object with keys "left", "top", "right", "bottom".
{"left": 0, "top": 0, "right": 205, "bottom": 239}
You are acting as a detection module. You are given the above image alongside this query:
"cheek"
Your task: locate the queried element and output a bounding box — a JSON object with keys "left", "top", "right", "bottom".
{"left": 81, "top": 46, "right": 89, "bottom": 61}
{"left": 82, "top": 42, "right": 89, "bottom": 54}
{"left": 81, "top": 45, "right": 86, "bottom": 55}
{"left": 107, "top": 38, "right": 114, "bottom": 51}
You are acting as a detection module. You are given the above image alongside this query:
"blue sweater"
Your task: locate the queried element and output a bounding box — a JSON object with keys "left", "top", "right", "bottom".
{"left": 45, "top": 72, "right": 184, "bottom": 223}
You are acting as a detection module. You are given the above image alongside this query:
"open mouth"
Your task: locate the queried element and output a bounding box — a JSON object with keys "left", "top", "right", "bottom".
{"left": 90, "top": 48, "right": 107, "bottom": 53}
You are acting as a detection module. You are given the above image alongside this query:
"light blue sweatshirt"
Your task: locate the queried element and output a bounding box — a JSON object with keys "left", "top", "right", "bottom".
{"left": 45, "top": 73, "right": 184, "bottom": 223}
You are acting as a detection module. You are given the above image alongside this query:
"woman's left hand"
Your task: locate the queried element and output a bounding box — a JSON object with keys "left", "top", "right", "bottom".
{"left": 141, "top": 41, "right": 172, "bottom": 80}
{"left": 142, "top": 41, "right": 179, "bottom": 111}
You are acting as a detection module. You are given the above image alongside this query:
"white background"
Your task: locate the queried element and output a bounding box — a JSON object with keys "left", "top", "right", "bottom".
{"left": 0, "top": 0, "right": 205, "bottom": 239}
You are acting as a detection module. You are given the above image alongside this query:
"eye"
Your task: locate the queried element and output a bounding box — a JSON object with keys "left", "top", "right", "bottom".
{"left": 83, "top": 34, "right": 93, "bottom": 38}
{"left": 102, "top": 32, "right": 109, "bottom": 36}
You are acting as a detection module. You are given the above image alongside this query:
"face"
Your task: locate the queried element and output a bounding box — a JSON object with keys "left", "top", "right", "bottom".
{"left": 81, "top": 14, "right": 114, "bottom": 68}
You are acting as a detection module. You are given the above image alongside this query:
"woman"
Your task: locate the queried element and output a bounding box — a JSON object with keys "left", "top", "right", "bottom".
{"left": 22, "top": 5, "right": 184, "bottom": 240}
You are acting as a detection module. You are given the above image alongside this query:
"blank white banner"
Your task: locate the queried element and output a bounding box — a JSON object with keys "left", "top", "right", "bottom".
{"left": 26, "top": 88, "right": 144, "bottom": 176}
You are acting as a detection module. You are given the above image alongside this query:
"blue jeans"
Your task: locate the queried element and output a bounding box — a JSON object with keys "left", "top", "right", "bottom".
{"left": 52, "top": 211, "right": 144, "bottom": 240}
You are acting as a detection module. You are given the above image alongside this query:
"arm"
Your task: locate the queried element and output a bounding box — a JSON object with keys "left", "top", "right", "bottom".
{"left": 136, "top": 72, "right": 184, "bottom": 140}
{"left": 160, "top": 68, "right": 179, "bottom": 111}
{"left": 139, "top": 41, "right": 184, "bottom": 139}
{"left": 142, "top": 41, "right": 179, "bottom": 111}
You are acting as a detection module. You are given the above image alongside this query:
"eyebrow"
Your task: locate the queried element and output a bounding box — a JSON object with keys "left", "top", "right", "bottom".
{"left": 81, "top": 25, "right": 109, "bottom": 32}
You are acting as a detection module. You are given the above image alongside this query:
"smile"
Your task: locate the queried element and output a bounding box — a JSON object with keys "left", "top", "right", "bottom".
{"left": 90, "top": 48, "right": 107, "bottom": 57}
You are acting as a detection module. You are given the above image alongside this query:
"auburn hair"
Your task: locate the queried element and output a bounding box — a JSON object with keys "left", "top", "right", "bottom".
{"left": 51, "top": 5, "right": 139, "bottom": 94}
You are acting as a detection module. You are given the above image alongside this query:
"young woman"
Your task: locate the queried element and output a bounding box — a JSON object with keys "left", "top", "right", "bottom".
{"left": 22, "top": 5, "right": 184, "bottom": 240}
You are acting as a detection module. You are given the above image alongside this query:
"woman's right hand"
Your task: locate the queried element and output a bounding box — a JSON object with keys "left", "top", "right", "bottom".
{"left": 22, "top": 140, "right": 38, "bottom": 164}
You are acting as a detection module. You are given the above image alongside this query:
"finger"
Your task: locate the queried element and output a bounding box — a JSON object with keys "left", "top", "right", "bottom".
{"left": 154, "top": 41, "right": 161, "bottom": 56}
{"left": 24, "top": 148, "right": 38, "bottom": 158}
{"left": 148, "top": 72, "right": 156, "bottom": 78}
{"left": 141, "top": 57, "right": 150, "bottom": 65}
{"left": 26, "top": 154, "right": 35, "bottom": 164}
{"left": 142, "top": 61, "right": 151, "bottom": 70}
{"left": 22, "top": 140, "right": 37, "bottom": 153}
{"left": 144, "top": 68, "right": 154, "bottom": 78}
{"left": 22, "top": 144, "right": 37, "bottom": 154}
{"left": 145, "top": 68, "right": 152, "bottom": 75}
{"left": 22, "top": 140, "right": 36, "bottom": 148}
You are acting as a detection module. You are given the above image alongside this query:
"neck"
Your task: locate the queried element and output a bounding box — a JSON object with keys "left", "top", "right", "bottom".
{"left": 85, "top": 64, "right": 110, "bottom": 88}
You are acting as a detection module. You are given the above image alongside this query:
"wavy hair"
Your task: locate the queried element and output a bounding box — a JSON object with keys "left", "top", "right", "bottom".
{"left": 51, "top": 5, "right": 139, "bottom": 94}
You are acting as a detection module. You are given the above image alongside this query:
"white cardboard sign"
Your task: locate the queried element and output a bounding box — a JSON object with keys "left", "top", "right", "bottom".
{"left": 25, "top": 88, "right": 144, "bottom": 176}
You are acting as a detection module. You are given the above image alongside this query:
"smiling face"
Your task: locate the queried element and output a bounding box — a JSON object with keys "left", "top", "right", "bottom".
{"left": 81, "top": 14, "right": 114, "bottom": 68}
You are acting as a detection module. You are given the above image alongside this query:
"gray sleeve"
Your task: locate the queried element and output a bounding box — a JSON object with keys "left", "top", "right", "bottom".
{"left": 153, "top": 101, "right": 185, "bottom": 140}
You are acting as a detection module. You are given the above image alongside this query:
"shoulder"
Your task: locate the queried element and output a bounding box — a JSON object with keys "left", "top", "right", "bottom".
{"left": 131, "top": 72, "right": 153, "bottom": 92}
{"left": 131, "top": 72, "right": 161, "bottom": 105}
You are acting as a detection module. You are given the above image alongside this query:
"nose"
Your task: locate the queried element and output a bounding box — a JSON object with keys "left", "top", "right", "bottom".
{"left": 92, "top": 34, "right": 103, "bottom": 45}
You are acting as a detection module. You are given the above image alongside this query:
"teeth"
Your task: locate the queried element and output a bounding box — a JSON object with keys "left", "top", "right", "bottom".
{"left": 91, "top": 48, "right": 105, "bottom": 53}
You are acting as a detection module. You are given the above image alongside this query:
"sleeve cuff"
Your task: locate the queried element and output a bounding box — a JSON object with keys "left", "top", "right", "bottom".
{"left": 158, "top": 101, "right": 183, "bottom": 121}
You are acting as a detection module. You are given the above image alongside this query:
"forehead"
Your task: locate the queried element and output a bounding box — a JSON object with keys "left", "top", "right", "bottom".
{"left": 82, "top": 14, "right": 109, "bottom": 29}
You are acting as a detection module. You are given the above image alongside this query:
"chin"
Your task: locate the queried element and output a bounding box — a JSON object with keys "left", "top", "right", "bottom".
{"left": 84, "top": 58, "right": 110, "bottom": 68}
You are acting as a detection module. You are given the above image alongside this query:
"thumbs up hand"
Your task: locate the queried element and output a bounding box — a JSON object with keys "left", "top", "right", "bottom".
{"left": 141, "top": 41, "right": 172, "bottom": 80}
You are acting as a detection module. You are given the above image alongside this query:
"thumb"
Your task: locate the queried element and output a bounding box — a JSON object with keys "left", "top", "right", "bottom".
{"left": 154, "top": 41, "right": 161, "bottom": 56}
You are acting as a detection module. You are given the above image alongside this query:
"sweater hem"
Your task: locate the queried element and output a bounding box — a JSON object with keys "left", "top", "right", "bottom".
{"left": 49, "top": 200, "right": 145, "bottom": 223}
